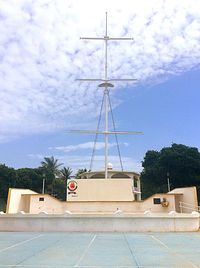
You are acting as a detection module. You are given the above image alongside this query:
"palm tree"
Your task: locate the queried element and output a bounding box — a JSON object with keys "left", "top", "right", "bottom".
{"left": 61, "top": 167, "right": 73, "bottom": 200}
{"left": 41, "top": 156, "right": 63, "bottom": 194}
{"left": 41, "top": 156, "right": 63, "bottom": 174}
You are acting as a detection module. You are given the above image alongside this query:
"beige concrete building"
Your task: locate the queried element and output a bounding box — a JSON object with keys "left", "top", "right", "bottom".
{"left": 6, "top": 183, "right": 198, "bottom": 215}
{"left": 5, "top": 167, "right": 198, "bottom": 216}
{"left": 4, "top": 171, "right": 200, "bottom": 232}
{"left": 67, "top": 169, "right": 141, "bottom": 202}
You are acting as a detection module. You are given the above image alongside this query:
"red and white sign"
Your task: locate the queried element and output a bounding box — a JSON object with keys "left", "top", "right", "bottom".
{"left": 67, "top": 180, "right": 77, "bottom": 192}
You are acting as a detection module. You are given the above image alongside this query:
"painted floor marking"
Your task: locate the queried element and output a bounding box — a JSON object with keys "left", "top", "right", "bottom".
{"left": 150, "top": 235, "right": 198, "bottom": 268}
{"left": 0, "top": 234, "right": 44, "bottom": 253}
{"left": 123, "top": 233, "right": 140, "bottom": 268}
{"left": 16, "top": 235, "right": 63, "bottom": 266}
{"left": 74, "top": 234, "right": 97, "bottom": 267}
{"left": 0, "top": 265, "right": 192, "bottom": 268}
{"left": 0, "top": 266, "right": 138, "bottom": 268}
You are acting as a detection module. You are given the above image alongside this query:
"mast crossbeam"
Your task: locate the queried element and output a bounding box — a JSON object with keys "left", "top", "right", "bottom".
{"left": 80, "top": 37, "right": 134, "bottom": 41}
{"left": 69, "top": 130, "right": 143, "bottom": 135}
{"left": 77, "top": 79, "right": 137, "bottom": 81}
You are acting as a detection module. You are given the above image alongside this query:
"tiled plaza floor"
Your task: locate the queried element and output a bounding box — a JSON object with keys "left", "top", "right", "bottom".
{"left": 0, "top": 232, "right": 199, "bottom": 267}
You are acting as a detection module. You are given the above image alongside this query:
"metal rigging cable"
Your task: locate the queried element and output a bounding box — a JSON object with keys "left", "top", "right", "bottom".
{"left": 108, "top": 91, "right": 124, "bottom": 171}
{"left": 89, "top": 92, "right": 105, "bottom": 171}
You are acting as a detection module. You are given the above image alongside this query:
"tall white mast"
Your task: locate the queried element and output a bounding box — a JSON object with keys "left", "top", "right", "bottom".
{"left": 104, "top": 12, "right": 109, "bottom": 180}
{"left": 76, "top": 13, "right": 142, "bottom": 179}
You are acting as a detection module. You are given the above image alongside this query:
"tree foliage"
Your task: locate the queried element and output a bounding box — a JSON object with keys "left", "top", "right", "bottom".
{"left": 60, "top": 167, "right": 72, "bottom": 200}
{"left": 16, "top": 168, "right": 43, "bottom": 193}
{"left": 141, "top": 143, "right": 200, "bottom": 199}
{"left": 61, "top": 167, "right": 72, "bottom": 181}
{"left": 40, "top": 156, "right": 63, "bottom": 195}
{"left": 0, "top": 164, "right": 17, "bottom": 200}
{"left": 53, "top": 177, "right": 67, "bottom": 201}
{"left": 40, "top": 156, "right": 63, "bottom": 178}
{"left": 0, "top": 157, "right": 73, "bottom": 210}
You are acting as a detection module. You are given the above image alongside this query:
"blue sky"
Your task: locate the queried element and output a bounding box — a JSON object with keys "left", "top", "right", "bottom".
{"left": 0, "top": 0, "right": 200, "bottom": 173}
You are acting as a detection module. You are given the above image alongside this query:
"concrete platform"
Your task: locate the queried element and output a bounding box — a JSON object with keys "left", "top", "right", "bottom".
{"left": 0, "top": 213, "right": 199, "bottom": 232}
{"left": 0, "top": 232, "right": 200, "bottom": 267}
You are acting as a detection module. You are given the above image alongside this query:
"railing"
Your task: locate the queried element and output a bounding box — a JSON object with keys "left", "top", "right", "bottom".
{"left": 179, "top": 201, "right": 200, "bottom": 213}
{"left": 132, "top": 187, "right": 141, "bottom": 193}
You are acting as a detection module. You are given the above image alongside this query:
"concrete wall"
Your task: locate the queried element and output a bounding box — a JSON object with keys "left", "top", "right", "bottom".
{"left": 140, "top": 194, "right": 176, "bottom": 212}
{"left": 21, "top": 195, "right": 31, "bottom": 213}
{"left": 67, "top": 179, "right": 134, "bottom": 201}
{"left": 169, "top": 187, "right": 198, "bottom": 213}
{"left": 6, "top": 187, "right": 198, "bottom": 215}
{"left": 0, "top": 213, "right": 199, "bottom": 232}
{"left": 29, "top": 195, "right": 65, "bottom": 214}
{"left": 26, "top": 193, "right": 176, "bottom": 214}
{"left": 66, "top": 194, "right": 176, "bottom": 213}
{"left": 6, "top": 188, "right": 37, "bottom": 213}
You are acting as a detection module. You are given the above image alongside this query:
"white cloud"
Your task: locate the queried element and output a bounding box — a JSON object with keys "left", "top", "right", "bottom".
{"left": 49, "top": 141, "right": 129, "bottom": 152}
{"left": 0, "top": 0, "right": 200, "bottom": 141}
{"left": 123, "top": 142, "right": 129, "bottom": 147}
{"left": 50, "top": 141, "right": 116, "bottom": 152}
{"left": 28, "top": 153, "right": 45, "bottom": 160}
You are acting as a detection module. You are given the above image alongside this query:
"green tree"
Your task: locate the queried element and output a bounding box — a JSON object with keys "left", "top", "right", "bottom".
{"left": 53, "top": 178, "right": 66, "bottom": 201}
{"left": 16, "top": 168, "right": 43, "bottom": 193}
{"left": 141, "top": 144, "right": 200, "bottom": 200}
{"left": 40, "top": 156, "right": 63, "bottom": 195}
{"left": 61, "top": 167, "right": 72, "bottom": 200}
{"left": 0, "top": 164, "right": 17, "bottom": 208}
{"left": 41, "top": 156, "right": 63, "bottom": 175}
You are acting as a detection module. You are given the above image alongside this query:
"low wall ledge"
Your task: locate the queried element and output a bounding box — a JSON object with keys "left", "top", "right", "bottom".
{"left": 0, "top": 213, "right": 199, "bottom": 219}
